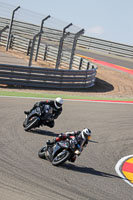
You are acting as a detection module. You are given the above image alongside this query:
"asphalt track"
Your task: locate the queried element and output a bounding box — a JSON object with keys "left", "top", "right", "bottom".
{"left": 76, "top": 49, "right": 133, "bottom": 70}
{"left": 0, "top": 97, "right": 133, "bottom": 200}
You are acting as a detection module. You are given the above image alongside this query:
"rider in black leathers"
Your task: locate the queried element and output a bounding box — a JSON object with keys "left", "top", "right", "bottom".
{"left": 47, "top": 128, "right": 91, "bottom": 162}
{"left": 24, "top": 97, "right": 63, "bottom": 128}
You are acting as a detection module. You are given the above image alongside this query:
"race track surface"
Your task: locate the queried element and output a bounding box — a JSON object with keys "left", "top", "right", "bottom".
{"left": 0, "top": 97, "right": 133, "bottom": 200}
{"left": 76, "top": 49, "right": 133, "bottom": 70}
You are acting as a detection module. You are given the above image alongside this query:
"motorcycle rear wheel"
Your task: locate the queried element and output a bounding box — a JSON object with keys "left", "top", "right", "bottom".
{"left": 52, "top": 150, "right": 70, "bottom": 166}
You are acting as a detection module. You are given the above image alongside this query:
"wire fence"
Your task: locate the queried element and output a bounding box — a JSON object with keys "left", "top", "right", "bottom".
{"left": 0, "top": 0, "right": 133, "bottom": 69}
{"left": 0, "top": 2, "right": 80, "bottom": 31}
{"left": 0, "top": 2, "right": 97, "bottom": 89}
{"left": 0, "top": 2, "right": 97, "bottom": 71}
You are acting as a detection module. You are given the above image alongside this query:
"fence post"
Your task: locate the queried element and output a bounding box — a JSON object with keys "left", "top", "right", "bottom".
{"left": 29, "top": 31, "right": 43, "bottom": 66}
{"left": 9, "top": 34, "right": 15, "bottom": 49}
{"left": 0, "top": 25, "right": 9, "bottom": 42}
{"left": 44, "top": 45, "right": 48, "bottom": 60}
{"left": 27, "top": 39, "right": 32, "bottom": 56}
{"left": 35, "top": 15, "right": 50, "bottom": 62}
{"left": 56, "top": 23, "right": 72, "bottom": 69}
{"left": 79, "top": 58, "right": 83, "bottom": 70}
{"left": 6, "top": 6, "right": 20, "bottom": 51}
{"left": 69, "top": 29, "right": 84, "bottom": 70}
{"left": 87, "top": 62, "right": 90, "bottom": 70}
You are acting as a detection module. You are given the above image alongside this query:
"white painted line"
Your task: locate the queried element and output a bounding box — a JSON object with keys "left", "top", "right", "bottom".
{"left": 115, "top": 155, "right": 133, "bottom": 187}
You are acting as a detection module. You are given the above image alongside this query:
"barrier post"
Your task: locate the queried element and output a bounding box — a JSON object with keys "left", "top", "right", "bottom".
{"left": 0, "top": 25, "right": 9, "bottom": 42}
{"left": 35, "top": 15, "right": 50, "bottom": 61}
{"left": 69, "top": 29, "right": 84, "bottom": 70}
{"left": 27, "top": 40, "right": 32, "bottom": 56}
{"left": 43, "top": 45, "right": 48, "bottom": 60}
{"left": 29, "top": 31, "right": 43, "bottom": 66}
{"left": 87, "top": 62, "right": 90, "bottom": 70}
{"left": 6, "top": 6, "right": 20, "bottom": 51}
{"left": 56, "top": 23, "right": 72, "bottom": 69}
{"left": 79, "top": 58, "right": 83, "bottom": 70}
{"left": 9, "top": 34, "right": 15, "bottom": 49}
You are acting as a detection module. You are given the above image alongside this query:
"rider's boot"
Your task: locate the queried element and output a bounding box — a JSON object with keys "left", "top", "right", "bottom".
{"left": 46, "top": 139, "right": 55, "bottom": 146}
{"left": 24, "top": 111, "right": 30, "bottom": 115}
{"left": 69, "top": 155, "right": 76, "bottom": 162}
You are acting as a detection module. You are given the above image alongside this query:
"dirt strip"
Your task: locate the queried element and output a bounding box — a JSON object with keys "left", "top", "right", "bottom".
{"left": 0, "top": 47, "right": 133, "bottom": 99}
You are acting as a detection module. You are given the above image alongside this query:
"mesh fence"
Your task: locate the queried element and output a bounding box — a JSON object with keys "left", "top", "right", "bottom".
{"left": 0, "top": 2, "right": 81, "bottom": 32}
{"left": 0, "top": 2, "right": 96, "bottom": 71}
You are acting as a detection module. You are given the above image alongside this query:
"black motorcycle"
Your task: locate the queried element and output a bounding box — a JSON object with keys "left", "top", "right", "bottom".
{"left": 38, "top": 137, "right": 81, "bottom": 166}
{"left": 23, "top": 105, "right": 53, "bottom": 131}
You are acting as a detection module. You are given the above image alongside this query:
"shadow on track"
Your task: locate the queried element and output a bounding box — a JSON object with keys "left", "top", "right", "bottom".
{"left": 89, "top": 140, "right": 99, "bottom": 144}
{"left": 62, "top": 164, "right": 121, "bottom": 179}
{"left": 0, "top": 77, "right": 114, "bottom": 93}
{"left": 29, "top": 129, "right": 58, "bottom": 137}
{"left": 89, "top": 78, "right": 114, "bottom": 93}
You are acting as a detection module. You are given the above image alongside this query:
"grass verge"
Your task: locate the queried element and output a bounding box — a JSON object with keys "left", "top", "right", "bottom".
{"left": 0, "top": 90, "right": 133, "bottom": 102}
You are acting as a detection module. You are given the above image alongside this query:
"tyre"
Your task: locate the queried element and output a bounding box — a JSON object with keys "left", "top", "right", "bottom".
{"left": 24, "top": 116, "right": 39, "bottom": 131}
{"left": 52, "top": 150, "right": 70, "bottom": 166}
{"left": 38, "top": 146, "right": 47, "bottom": 159}
{"left": 23, "top": 118, "right": 27, "bottom": 127}
{"left": 23, "top": 121, "right": 26, "bottom": 128}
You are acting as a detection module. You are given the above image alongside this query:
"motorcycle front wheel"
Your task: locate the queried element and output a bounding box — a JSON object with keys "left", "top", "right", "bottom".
{"left": 52, "top": 150, "right": 70, "bottom": 166}
{"left": 24, "top": 116, "right": 40, "bottom": 132}
{"left": 38, "top": 146, "right": 47, "bottom": 159}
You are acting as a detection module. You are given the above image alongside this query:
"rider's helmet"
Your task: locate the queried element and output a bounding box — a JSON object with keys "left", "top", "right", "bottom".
{"left": 54, "top": 97, "right": 63, "bottom": 109}
{"left": 80, "top": 128, "right": 91, "bottom": 140}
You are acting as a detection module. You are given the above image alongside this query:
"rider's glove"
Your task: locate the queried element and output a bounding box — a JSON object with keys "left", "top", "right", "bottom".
{"left": 75, "top": 150, "right": 81, "bottom": 156}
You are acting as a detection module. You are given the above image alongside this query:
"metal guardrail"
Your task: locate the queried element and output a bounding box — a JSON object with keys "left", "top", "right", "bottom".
{"left": 77, "top": 36, "right": 133, "bottom": 58}
{"left": 0, "top": 2, "right": 132, "bottom": 91}
{"left": 0, "top": 17, "right": 89, "bottom": 69}
{"left": 0, "top": 16, "right": 133, "bottom": 63}
{"left": 0, "top": 3, "right": 98, "bottom": 89}
{"left": 0, "top": 4, "right": 97, "bottom": 89}
{"left": 0, "top": 17, "right": 97, "bottom": 70}
{"left": 0, "top": 64, "right": 97, "bottom": 89}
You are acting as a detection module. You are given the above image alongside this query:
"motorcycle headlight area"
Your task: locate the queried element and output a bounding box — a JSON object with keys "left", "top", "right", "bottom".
{"left": 59, "top": 141, "right": 69, "bottom": 148}
{"left": 70, "top": 139, "right": 77, "bottom": 149}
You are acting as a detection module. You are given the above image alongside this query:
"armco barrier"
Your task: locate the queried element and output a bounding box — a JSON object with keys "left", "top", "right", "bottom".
{"left": 1, "top": 16, "right": 133, "bottom": 65}
{"left": 77, "top": 36, "right": 133, "bottom": 58}
{"left": 0, "top": 4, "right": 97, "bottom": 89}
{"left": 0, "top": 17, "right": 95, "bottom": 71}
{"left": 0, "top": 64, "right": 97, "bottom": 89}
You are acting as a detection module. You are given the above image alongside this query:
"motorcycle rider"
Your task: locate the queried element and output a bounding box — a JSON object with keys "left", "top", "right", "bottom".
{"left": 47, "top": 128, "right": 91, "bottom": 162}
{"left": 24, "top": 97, "right": 63, "bottom": 128}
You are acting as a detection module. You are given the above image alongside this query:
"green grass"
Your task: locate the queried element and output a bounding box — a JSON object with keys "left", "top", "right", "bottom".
{"left": 0, "top": 90, "right": 133, "bottom": 102}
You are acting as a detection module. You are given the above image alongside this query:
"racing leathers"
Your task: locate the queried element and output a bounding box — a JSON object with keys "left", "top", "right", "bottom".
{"left": 24, "top": 100, "right": 62, "bottom": 128}
{"left": 47, "top": 130, "right": 89, "bottom": 162}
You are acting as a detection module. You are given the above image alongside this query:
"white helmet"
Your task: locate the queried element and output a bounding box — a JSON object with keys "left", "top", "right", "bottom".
{"left": 81, "top": 128, "right": 91, "bottom": 140}
{"left": 54, "top": 97, "right": 63, "bottom": 109}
